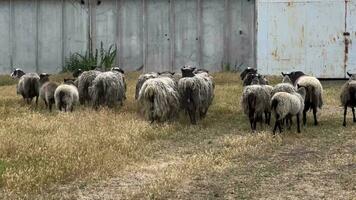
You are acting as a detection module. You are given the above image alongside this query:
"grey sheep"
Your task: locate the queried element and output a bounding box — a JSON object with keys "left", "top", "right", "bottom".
{"left": 243, "top": 73, "right": 269, "bottom": 86}
{"left": 271, "top": 75, "right": 296, "bottom": 96}
{"left": 282, "top": 71, "right": 323, "bottom": 126}
{"left": 11, "top": 68, "right": 40, "bottom": 105}
{"left": 39, "top": 73, "right": 59, "bottom": 112}
{"left": 54, "top": 79, "right": 79, "bottom": 112}
{"left": 138, "top": 76, "right": 180, "bottom": 123}
{"left": 271, "top": 87, "right": 306, "bottom": 134}
{"left": 89, "top": 69, "right": 126, "bottom": 109}
{"left": 76, "top": 70, "right": 101, "bottom": 105}
{"left": 178, "top": 66, "right": 214, "bottom": 124}
{"left": 340, "top": 72, "right": 356, "bottom": 126}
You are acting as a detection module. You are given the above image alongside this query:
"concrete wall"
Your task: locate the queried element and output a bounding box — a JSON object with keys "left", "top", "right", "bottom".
{"left": 257, "top": 0, "right": 356, "bottom": 78}
{"left": 0, "top": 0, "right": 256, "bottom": 74}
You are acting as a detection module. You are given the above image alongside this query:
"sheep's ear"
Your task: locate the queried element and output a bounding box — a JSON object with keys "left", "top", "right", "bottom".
{"left": 157, "top": 72, "right": 162, "bottom": 75}
{"left": 281, "top": 72, "right": 286, "bottom": 76}
{"left": 171, "top": 72, "right": 176, "bottom": 75}
{"left": 297, "top": 84, "right": 301, "bottom": 88}
{"left": 347, "top": 72, "right": 352, "bottom": 77}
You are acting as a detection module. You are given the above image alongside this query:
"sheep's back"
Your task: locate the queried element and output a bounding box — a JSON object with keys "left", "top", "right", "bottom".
{"left": 340, "top": 80, "right": 356, "bottom": 106}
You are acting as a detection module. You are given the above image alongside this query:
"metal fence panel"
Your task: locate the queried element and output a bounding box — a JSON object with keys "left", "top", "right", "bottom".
{"left": 0, "top": 1, "right": 10, "bottom": 74}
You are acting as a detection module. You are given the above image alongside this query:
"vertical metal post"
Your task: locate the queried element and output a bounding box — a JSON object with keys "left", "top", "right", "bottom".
{"left": 169, "top": 0, "right": 175, "bottom": 71}
{"left": 88, "top": 0, "right": 97, "bottom": 65}
{"left": 35, "top": 0, "right": 39, "bottom": 72}
{"left": 9, "top": 0, "right": 14, "bottom": 71}
{"left": 254, "top": 0, "right": 258, "bottom": 70}
{"left": 196, "top": 0, "right": 203, "bottom": 68}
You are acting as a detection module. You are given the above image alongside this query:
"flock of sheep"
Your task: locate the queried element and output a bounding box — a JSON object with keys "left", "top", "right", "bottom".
{"left": 10, "top": 65, "right": 214, "bottom": 125}
{"left": 241, "top": 68, "right": 356, "bottom": 134}
{"left": 9, "top": 66, "right": 356, "bottom": 131}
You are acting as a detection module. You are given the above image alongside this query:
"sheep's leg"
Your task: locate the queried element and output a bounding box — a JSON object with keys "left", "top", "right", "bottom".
{"left": 273, "top": 114, "right": 280, "bottom": 134}
{"left": 49, "top": 103, "right": 52, "bottom": 112}
{"left": 343, "top": 105, "right": 347, "bottom": 127}
{"left": 303, "top": 110, "right": 307, "bottom": 126}
{"left": 352, "top": 107, "right": 356, "bottom": 122}
{"left": 188, "top": 110, "right": 197, "bottom": 125}
{"left": 278, "top": 120, "right": 282, "bottom": 133}
{"left": 35, "top": 96, "right": 38, "bottom": 107}
{"left": 313, "top": 106, "right": 318, "bottom": 126}
{"left": 44, "top": 100, "right": 48, "bottom": 108}
{"left": 296, "top": 114, "right": 301, "bottom": 133}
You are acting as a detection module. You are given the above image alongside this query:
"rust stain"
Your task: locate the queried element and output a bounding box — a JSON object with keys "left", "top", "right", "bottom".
{"left": 271, "top": 49, "right": 279, "bottom": 60}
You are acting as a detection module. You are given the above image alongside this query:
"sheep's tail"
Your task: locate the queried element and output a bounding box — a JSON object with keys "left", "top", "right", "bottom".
{"left": 142, "top": 84, "right": 156, "bottom": 120}
{"left": 29, "top": 78, "right": 39, "bottom": 98}
{"left": 349, "top": 86, "right": 356, "bottom": 103}
{"left": 247, "top": 93, "right": 257, "bottom": 119}
{"left": 271, "top": 98, "right": 280, "bottom": 120}
{"left": 58, "top": 90, "right": 66, "bottom": 109}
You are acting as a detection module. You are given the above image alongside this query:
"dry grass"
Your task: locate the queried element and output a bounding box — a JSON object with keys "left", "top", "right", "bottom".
{"left": 0, "top": 73, "right": 355, "bottom": 199}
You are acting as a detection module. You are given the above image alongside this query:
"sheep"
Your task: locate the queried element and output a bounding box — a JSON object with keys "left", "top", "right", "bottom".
{"left": 76, "top": 70, "right": 101, "bottom": 105}
{"left": 135, "top": 72, "right": 159, "bottom": 99}
{"left": 137, "top": 76, "right": 180, "bottom": 123}
{"left": 271, "top": 87, "right": 306, "bottom": 134}
{"left": 72, "top": 69, "right": 83, "bottom": 78}
{"left": 282, "top": 71, "right": 323, "bottom": 126}
{"left": 10, "top": 68, "right": 40, "bottom": 105}
{"left": 39, "top": 73, "right": 59, "bottom": 112}
{"left": 178, "top": 66, "right": 214, "bottom": 124}
{"left": 89, "top": 69, "right": 126, "bottom": 109}
{"left": 54, "top": 79, "right": 79, "bottom": 112}
{"left": 271, "top": 75, "right": 296, "bottom": 96}
{"left": 243, "top": 73, "right": 269, "bottom": 86}
{"left": 340, "top": 72, "right": 356, "bottom": 126}
{"left": 241, "top": 84, "right": 272, "bottom": 131}
{"left": 240, "top": 67, "right": 257, "bottom": 81}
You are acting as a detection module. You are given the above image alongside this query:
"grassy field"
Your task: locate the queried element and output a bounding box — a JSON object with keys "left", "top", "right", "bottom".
{"left": 0, "top": 72, "right": 355, "bottom": 199}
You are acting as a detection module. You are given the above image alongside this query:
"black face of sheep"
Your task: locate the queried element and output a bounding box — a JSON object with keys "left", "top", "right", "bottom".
{"left": 181, "top": 66, "right": 196, "bottom": 77}
{"left": 240, "top": 67, "right": 257, "bottom": 80}
{"left": 158, "top": 71, "right": 175, "bottom": 76}
{"left": 10, "top": 68, "right": 26, "bottom": 79}
{"left": 39, "top": 73, "right": 51, "bottom": 84}
{"left": 243, "top": 73, "right": 268, "bottom": 86}
{"left": 282, "top": 71, "right": 305, "bottom": 84}
{"left": 73, "top": 69, "right": 83, "bottom": 78}
{"left": 111, "top": 67, "right": 125, "bottom": 74}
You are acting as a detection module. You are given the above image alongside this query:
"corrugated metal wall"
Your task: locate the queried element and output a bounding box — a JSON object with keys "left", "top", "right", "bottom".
{"left": 257, "top": 0, "right": 356, "bottom": 78}
{"left": 0, "top": 0, "right": 256, "bottom": 74}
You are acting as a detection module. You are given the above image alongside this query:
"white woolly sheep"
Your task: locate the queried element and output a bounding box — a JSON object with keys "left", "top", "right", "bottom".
{"left": 179, "top": 66, "right": 214, "bottom": 124}
{"left": 135, "top": 72, "right": 159, "bottom": 99}
{"left": 11, "top": 68, "right": 40, "bottom": 105}
{"left": 138, "top": 76, "right": 180, "bottom": 123}
{"left": 89, "top": 69, "right": 126, "bottom": 109}
{"left": 282, "top": 71, "right": 323, "bottom": 126}
{"left": 54, "top": 79, "right": 79, "bottom": 112}
{"left": 271, "top": 87, "right": 306, "bottom": 134}
{"left": 77, "top": 70, "right": 101, "bottom": 105}
{"left": 340, "top": 72, "right": 356, "bottom": 126}
{"left": 39, "top": 73, "right": 59, "bottom": 112}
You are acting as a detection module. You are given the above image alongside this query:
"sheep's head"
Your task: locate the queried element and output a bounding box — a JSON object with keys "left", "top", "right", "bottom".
{"left": 10, "top": 68, "right": 25, "bottom": 79}
{"left": 111, "top": 67, "right": 125, "bottom": 74}
{"left": 181, "top": 65, "right": 196, "bottom": 77}
{"left": 240, "top": 67, "right": 257, "bottom": 80}
{"left": 39, "top": 73, "right": 51, "bottom": 84}
{"left": 282, "top": 71, "right": 305, "bottom": 84}
{"left": 73, "top": 69, "right": 83, "bottom": 78}
{"left": 347, "top": 72, "right": 356, "bottom": 81}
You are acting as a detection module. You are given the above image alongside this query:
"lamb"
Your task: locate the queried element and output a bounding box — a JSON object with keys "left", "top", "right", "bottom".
{"left": 39, "top": 73, "right": 59, "bottom": 112}
{"left": 11, "top": 68, "right": 40, "bottom": 105}
{"left": 340, "top": 72, "right": 356, "bottom": 126}
{"left": 282, "top": 71, "right": 323, "bottom": 126}
{"left": 137, "top": 75, "right": 180, "bottom": 123}
{"left": 178, "top": 66, "right": 214, "bottom": 124}
{"left": 76, "top": 70, "right": 101, "bottom": 105}
{"left": 54, "top": 79, "right": 79, "bottom": 112}
{"left": 89, "top": 68, "right": 126, "bottom": 109}
{"left": 270, "top": 87, "right": 306, "bottom": 134}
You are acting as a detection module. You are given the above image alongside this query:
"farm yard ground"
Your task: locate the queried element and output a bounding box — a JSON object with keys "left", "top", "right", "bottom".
{"left": 0, "top": 72, "right": 355, "bottom": 199}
